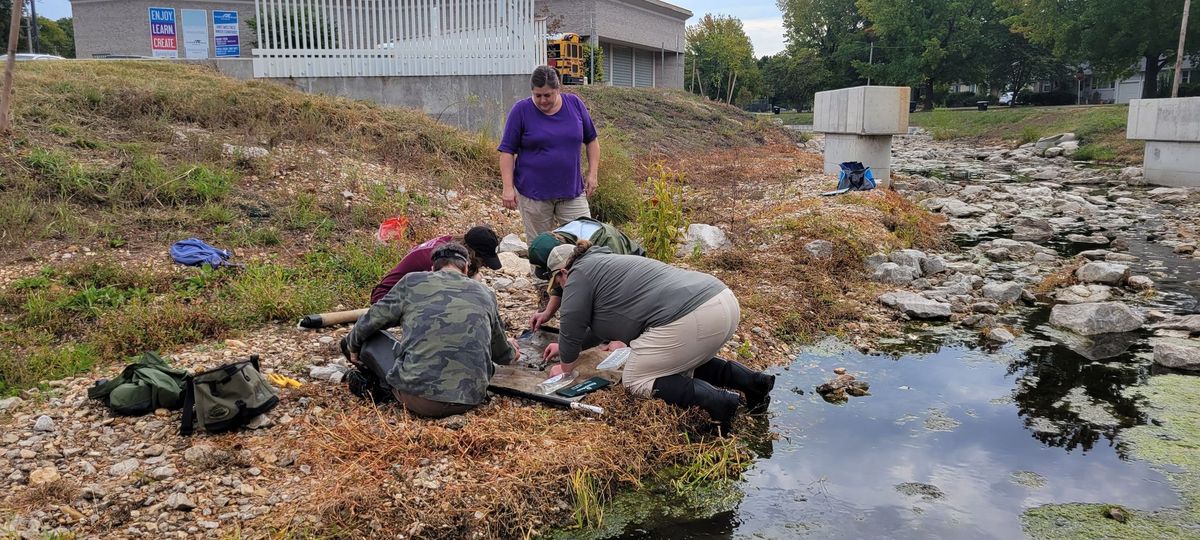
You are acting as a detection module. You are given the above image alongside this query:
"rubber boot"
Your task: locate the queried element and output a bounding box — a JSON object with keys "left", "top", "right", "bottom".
{"left": 651, "top": 374, "right": 741, "bottom": 436}
{"left": 693, "top": 357, "right": 776, "bottom": 414}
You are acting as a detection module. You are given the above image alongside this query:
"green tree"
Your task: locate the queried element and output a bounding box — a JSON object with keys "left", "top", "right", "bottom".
{"left": 35, "top": 17, "right": 73, "bottom": 57}
{"left": 761, "top": 48, "right": 829, "bottom": 109}
{"left": 981, "top": 22, "right": 1064, "bottom": 103}
{"left": 1007, "top": 0, "right": 1200, "bottom": 99}
{"left": 856, "top": 0, "right": 997, "bottom": 110}
{"left": 777, "top": 0, "right": 870, "bottom": 89}
{"left": 685, "top": 14, "right": 760, "bottom": 104}
{"left": 582, "top": 41, "right": 604, "bottom": 84}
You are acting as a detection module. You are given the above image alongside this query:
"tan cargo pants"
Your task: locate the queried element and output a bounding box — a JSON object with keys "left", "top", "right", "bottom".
{"left": 622, "top": 288, "right": 741, "bottom": 398}
{"left": 517, "top": 192, "right": 591, "bottom": 241}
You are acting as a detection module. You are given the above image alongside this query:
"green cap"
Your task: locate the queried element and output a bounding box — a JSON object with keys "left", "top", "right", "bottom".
{"left": 528, "top": 233, "right": 563, "bottom": 271}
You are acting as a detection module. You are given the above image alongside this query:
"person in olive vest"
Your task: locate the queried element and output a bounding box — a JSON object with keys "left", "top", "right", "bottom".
{"left": 526, "top": 217, "right": 645, "bottom": 330}
{"left": 344, "top": 243, "right": 518, "bottom": 418}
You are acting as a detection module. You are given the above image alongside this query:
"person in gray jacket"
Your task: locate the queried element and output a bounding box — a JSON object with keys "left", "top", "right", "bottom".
{"left": 541, "top": 241, "right": 775, "bottom": 434}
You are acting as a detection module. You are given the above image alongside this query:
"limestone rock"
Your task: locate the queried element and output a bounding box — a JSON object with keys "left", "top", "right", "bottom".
{"left": 1056, "top": 284, "right": 1113, "bottom": 304}
{"left": 676, "top": 224, "right": 732, "bottom": 257}
{"left": 1153, "top": 341, "right": 1200, "bottom": 371}
{"left": 109, "top": 458, "right": 140, "bottom": 477}
{"left": 921, "top": 256, "right": 947, "bottom": 275}
{"left": 871, "top": 263, "right": 918, "bottom": 285}
{"left": 309, "top": 364, "right": 348, "bottom": 382}
{"left": 497, "top": 252, "right": 532, "bottom": 276}
{"left": 0, "top": 396, "right": 22, "bottom": 411}
{"left": 33, "top": 415, "right": 55, "bottom": 432}
{"left": 986, "top": 327, "right": 1016, "bottom": 343}
{"left": 864, "top": 252, "right": 888, "bottom": 271}
{"left": 166, "top": 492, "right": 197, "bottom": 512}
{"left": 889, "top": 249, "right": 927, "bottom": 275}
{"left": 1050, "top": 302, "right": 1144, "bottom": 336}
{"left": 1075, "top": 262, "right": 1130, "bottom": 285}
{"left": 29, "top": 466, "right": 60, "bottom": 485}
{"left": 222, "top": 143, "right": 269, "bottom": 159}
{"left": 1127, "top": 275, "right": 1154, "bottom": 291}
{"left": 497, "top": 234, "right": 528, "bottom": 257}
{"left": 1035, "top": 133, "right": 1075, "bottom": 149}
{"left": 981, "top": 282, "right": 1024, "bottom": 304}
{"left": 804, "top": 240, "right": 834, "bottom": 260}
{"left": 879, "top": 291, "right": 952, "bottom": 319}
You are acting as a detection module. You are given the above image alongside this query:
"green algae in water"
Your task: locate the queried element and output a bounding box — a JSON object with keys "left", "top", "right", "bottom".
{"left": 548, "top": 476, "right": 743, "bottom": 540}
{"left": 1023, "top": 375, "right": 1200, "bottom": 539}
{"left": 1011, "top": 471, "right": 1047, "bottom": 489}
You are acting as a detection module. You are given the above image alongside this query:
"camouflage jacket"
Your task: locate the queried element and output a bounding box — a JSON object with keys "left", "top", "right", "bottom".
{"left": 346, "top": 269, "right": 515, "bottom": 405}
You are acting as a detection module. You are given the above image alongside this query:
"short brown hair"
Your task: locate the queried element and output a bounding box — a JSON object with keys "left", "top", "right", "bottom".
{"left": 531, "top": 65, "right": 561, "bottom": 89}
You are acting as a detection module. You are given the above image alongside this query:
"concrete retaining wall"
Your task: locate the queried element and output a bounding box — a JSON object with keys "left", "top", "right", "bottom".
{"left": 813, "top": 85, "right": 911, "bottom": 185}
{"left": 173, "top": 58, "right": 526, "bottom": 136}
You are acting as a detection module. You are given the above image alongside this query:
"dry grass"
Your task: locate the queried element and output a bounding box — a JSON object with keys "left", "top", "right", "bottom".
{"left": 278, "top": 387, "right": 742, "bottom": 538}
{"left": 1035, "top": 259, "right": 1084, "bottom": 295}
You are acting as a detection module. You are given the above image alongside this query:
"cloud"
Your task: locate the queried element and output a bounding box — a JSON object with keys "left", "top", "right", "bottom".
{"left": 741, "top": 17, "right": 786, "bottom": 57}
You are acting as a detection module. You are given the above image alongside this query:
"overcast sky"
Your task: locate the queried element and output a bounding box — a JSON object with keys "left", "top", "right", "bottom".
{"left": 31, "top": 0, "right": 787, "bottom": 56}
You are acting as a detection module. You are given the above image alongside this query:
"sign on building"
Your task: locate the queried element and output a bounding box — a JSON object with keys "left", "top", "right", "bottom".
{"left": 148, "top": 7, "right": 178, "bottom": 58}
{"left": 180, "top": 9, "right": 209, "bottom": 59}
{"left": 213, "top": 11, "right": 240, "bottom": 58}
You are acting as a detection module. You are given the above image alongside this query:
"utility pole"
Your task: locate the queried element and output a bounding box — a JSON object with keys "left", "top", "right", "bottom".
{"left": 867, "top": 42, "right": 874, "bottom": 86}
{"left": 2, "top": 0, "right": 27, "bottom": 133}
{"left": 28, "top": 0, "right": 40, "bottom": 54}
{"left": 1172, "top": 0, "right": 1192, "bottom": 98}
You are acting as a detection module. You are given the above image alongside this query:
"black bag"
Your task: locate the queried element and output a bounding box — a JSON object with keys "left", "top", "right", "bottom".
{"left": 343, "top": 332, "right": 399, "bottom": 404}
{"left": 180, "top": 355, "right": 279, "bottom": 436}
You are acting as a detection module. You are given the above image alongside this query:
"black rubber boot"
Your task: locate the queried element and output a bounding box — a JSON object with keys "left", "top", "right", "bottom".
{"left": 693, "top": 357, "right": 776, "bottom": 414}
{"left": 651, "top": 374, "right": 741, "bottom": 436}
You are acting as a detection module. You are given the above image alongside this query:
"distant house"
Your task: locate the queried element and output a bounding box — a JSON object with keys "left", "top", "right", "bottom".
{"left": 535, "top": 0, "right": 690, "bottom": 89}
{"left": 951, "top": 57, "right": 1198, "bottom": 105}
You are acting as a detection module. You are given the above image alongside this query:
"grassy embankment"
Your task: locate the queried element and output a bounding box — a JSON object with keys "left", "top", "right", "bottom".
{"left": 771, "top": 105, "right": 1139, "bottom": 163}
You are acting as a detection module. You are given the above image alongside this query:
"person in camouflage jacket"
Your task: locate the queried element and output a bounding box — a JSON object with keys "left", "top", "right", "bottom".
{"left": 344, "top": 242, "right": 518, "bottom": 418}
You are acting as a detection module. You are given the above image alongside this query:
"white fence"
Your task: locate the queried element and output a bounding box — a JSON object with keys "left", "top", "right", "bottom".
{"left": 251, "top": 0, "right": 547, "bottom": 78}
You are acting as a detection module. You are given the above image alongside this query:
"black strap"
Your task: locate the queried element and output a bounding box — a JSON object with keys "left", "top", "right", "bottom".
{"left": 179, "top": 376, "right": 195, "bottom": 436}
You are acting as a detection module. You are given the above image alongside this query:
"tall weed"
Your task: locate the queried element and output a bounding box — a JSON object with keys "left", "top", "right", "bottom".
{"left": 637, "top": 164, "right": 686, "bottom": 262}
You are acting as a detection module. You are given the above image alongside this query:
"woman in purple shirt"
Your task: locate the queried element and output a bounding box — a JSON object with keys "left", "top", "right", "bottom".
{"left": 498, "top": 66, "right": 600, "bottom": 241}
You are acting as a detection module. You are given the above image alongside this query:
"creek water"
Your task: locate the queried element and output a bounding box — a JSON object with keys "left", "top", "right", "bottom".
{"left": 596, "top": 191, "right": 1200, "bottom": 538}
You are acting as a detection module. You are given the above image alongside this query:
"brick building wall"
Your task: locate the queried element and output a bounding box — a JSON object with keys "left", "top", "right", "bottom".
{"left": 71, "top": 0, "right": 255, "bottom": 58}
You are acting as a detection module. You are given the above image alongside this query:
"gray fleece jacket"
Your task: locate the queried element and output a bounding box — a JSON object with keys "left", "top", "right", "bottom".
{"left": 557, "top": 247, "right": 727, "bottom": 364}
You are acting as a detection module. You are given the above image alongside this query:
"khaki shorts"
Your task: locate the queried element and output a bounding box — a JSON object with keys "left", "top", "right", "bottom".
{"left": 622, "top": 288, "right": 741, "bottom": 398}
{"left": 517, "top": 192, "right": 591, "bottom": 241}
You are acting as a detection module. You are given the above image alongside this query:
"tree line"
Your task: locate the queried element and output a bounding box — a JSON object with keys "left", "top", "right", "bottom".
{"left": 686, "top": 0, "right": 1199, "bottom": 111}
{"left": 1, "top": 0, "right": 75, "bottom": 58}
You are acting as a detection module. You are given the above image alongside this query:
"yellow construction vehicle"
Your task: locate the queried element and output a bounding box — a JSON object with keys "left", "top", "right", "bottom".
{"left": 547, "top": 33, "right": 586, "bottom": 85}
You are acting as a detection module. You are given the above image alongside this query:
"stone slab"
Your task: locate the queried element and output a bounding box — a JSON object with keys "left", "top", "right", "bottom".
{"left": 814, "top": 86, "right": 911, "bottom": 135}
{"left": 1127, "top": 97, "right": 1200, "bottom": 142}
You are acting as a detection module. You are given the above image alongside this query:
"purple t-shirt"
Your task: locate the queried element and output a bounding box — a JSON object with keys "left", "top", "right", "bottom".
{"left": 497, "top": 92, "right": 598, "bottom": 201}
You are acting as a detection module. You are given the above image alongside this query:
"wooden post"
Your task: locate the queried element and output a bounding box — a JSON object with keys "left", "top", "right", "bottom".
{"left": 1172, "top": 0, "right": 1192, "bottom": 98}
{"left": 1, "top": 0, "right": 27, "bottom": 134}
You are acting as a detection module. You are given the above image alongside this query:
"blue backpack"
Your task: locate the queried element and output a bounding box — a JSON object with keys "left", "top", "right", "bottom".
{"left": 837, "top": 162, "right": 877, "bottom": 191}
{"left": 170, "top": 238, "right": 234, "bottom": 267}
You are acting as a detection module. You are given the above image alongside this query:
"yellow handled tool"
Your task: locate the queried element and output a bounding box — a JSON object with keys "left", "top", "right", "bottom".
{"left": 267, "top": 373, "right": 303, "bottom": 389}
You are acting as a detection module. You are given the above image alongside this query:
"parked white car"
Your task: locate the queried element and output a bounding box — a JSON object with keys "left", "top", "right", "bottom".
{"left": 998, "top": 92, "right": 1015, "bottom": 106}
{"left": 13, "top": 53, "right": 65, "bottom": 61}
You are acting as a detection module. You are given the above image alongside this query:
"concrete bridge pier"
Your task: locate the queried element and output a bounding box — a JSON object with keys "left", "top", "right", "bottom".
{"left": 1127, "top": 97, "right": 1200, "bottom": 187}
{"left": 813, "top": 86, "right": 911, "bottom": 187}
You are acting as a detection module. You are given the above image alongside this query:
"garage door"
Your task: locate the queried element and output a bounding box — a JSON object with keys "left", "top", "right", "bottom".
{"left": 610, "top": 45, "right": 633, "bottom": 87}
{"left": 634, "top": 49, "right": 654, "bottom": 87}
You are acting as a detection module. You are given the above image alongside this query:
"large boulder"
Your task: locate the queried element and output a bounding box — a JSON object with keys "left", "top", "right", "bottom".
{"left": 1049, "top": 302, "right": 1144, "bottom": 336}
{"left": 677, "top": 224, "right": 732, "bottom": 257}
{"left": 1152, "top": 315, "right": 1200, "bottom": 334}
{"left": 872, "top": 263, "right": 918, "bottom": 285}
{"left": 1153, "top": 341, "right": 1200, "bottom": 371}
{"left": 921, "top": 256, "right": 947, "bottom": 275}
{"left": 1010, "top": 216, "right": 1054, "bottom": 243}
{"left": 879, "top": 291, "right": 952, "bottom": 319}
{"left": 981, "top": 282, "right": 1025, "bottom": 304}
{"left": 1075, "top": 262, "right": 1130, "bottom": 285}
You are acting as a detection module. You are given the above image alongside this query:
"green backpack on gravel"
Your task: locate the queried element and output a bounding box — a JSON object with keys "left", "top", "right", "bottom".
{"left": 88, "top": 352, "right": 189, "bottom": 415}
{"left": 180, "top": 355, "right": 279, "bottom": 436}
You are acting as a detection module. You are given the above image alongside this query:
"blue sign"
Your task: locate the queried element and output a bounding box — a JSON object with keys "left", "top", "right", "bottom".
{"left": 213, "top": 10, "right": 240, "bottom": 58}
{"left": 148, "top": 7, "right": 178, "bottom": 58}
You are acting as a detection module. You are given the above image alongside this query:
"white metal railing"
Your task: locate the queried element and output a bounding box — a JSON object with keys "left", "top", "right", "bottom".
{"left": 251, "top": 0, "right": 547, "bottom": 78}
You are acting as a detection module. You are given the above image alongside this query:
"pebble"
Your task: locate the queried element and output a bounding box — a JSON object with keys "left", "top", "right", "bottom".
{"left": 109, "top": 458, "right": 140, "bottom": 477}
{"left": 151, "top": 466, "right": 178, "bottom": 480}
{"left": 166, "top": 492, "right": 196, "bottom": 511}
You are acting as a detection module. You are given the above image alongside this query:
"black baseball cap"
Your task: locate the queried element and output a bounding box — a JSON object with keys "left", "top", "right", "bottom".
{"left": 463, "top": 226, "right": 503, "bottom": 270}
